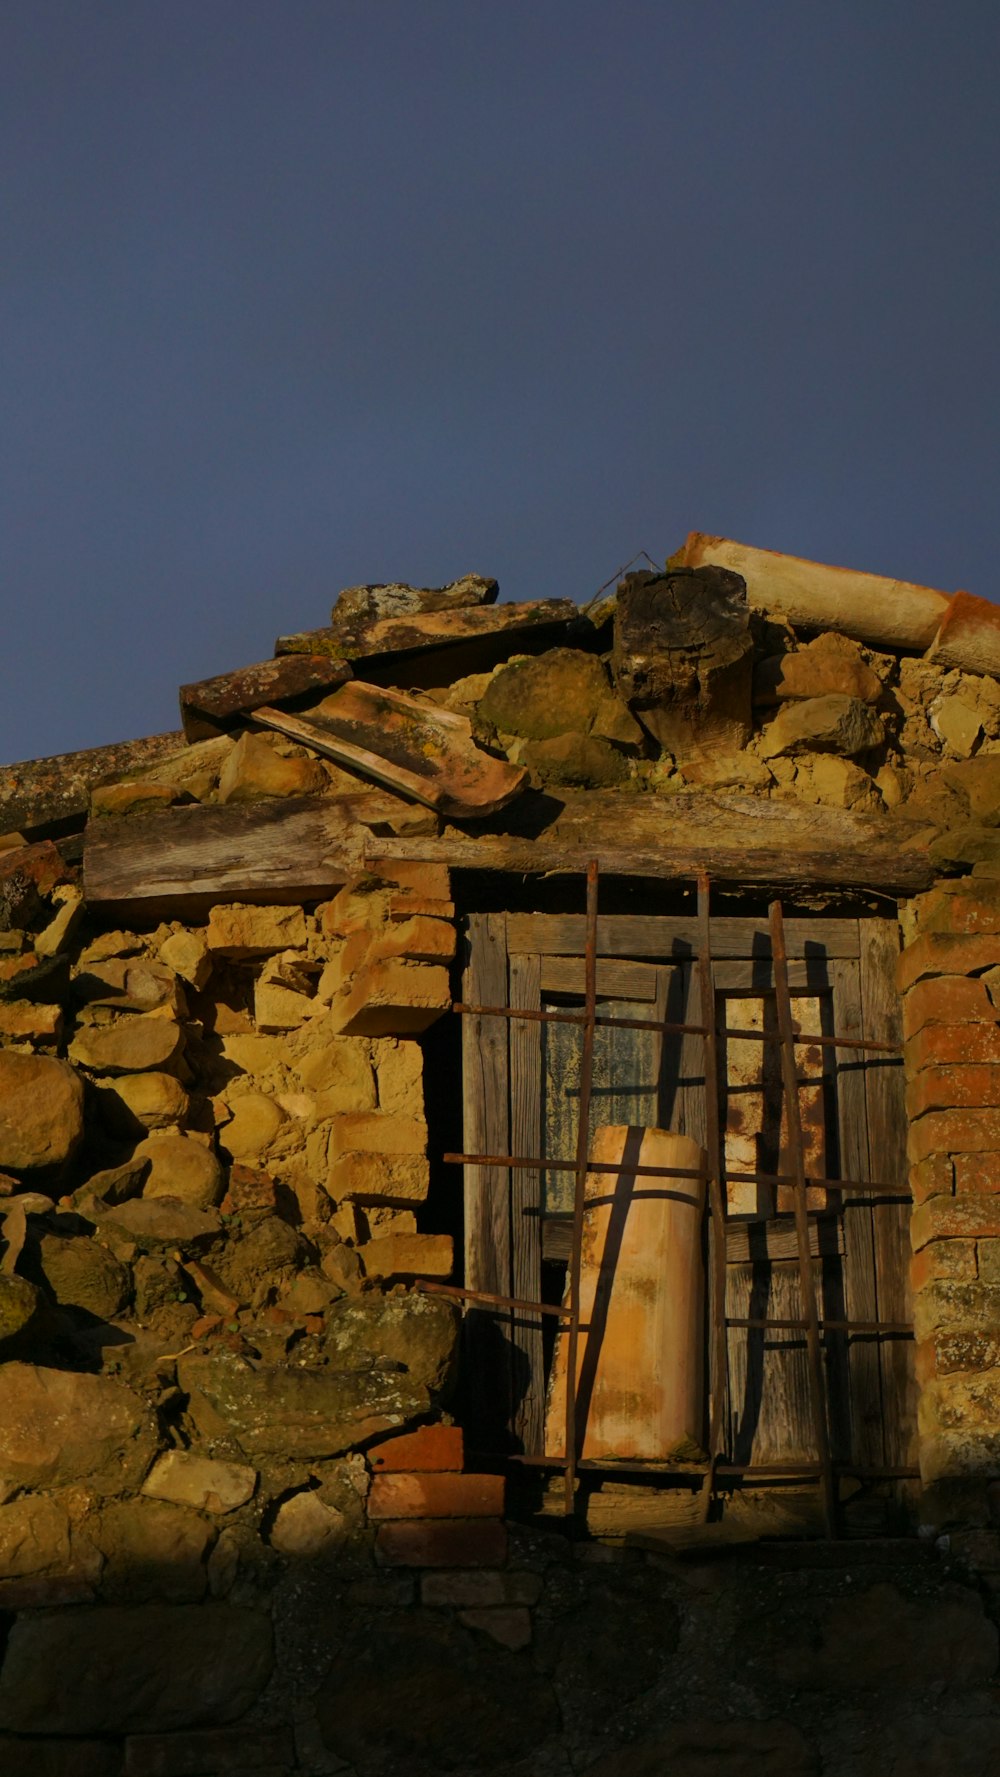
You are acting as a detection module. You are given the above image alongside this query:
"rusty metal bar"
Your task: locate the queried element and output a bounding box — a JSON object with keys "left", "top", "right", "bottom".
{"left": 564, "top": 859, "right": 600, "bottom": 1517}
{"left": 698, "top": 874, "right": 729, "bottom": 1522}
{"left": 727, "top": 1317, "right": 912, "bottom": 1335}
{"left": 454, "top": 1003, "right": 900, "bottom": 1054}
{"left": 771, "top": 898, "right": 837, "bottom": 1540}
{"left": 508, "top": 1453, "right": 920, "bottom": 1480}
{"left": 443, "top": 1152, "right": 910, "bottom": 1198}
{"left": 417, "top": 1280, "right": 571, "bottom": 1320}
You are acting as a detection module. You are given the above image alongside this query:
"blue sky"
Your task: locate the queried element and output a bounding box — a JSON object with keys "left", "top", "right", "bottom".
{"left": 2, "top": 2, "right": 998, "bottom": 764}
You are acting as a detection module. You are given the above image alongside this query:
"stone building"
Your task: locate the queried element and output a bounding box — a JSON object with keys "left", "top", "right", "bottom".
{"left": 2, "top": 538, "right": 1000, "bottom": 1773}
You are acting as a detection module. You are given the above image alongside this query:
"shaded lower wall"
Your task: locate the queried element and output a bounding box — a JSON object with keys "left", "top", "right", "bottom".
{"left": 1, "top": 1522, "right": 1000, "bottom": 1776}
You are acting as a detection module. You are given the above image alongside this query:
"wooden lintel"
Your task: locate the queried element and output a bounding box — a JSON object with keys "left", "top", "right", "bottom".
{"left": 82, "top": 784, "right": 933, "bottom": 918}
{"left": 83, "top": 793, "right": 369, "bottom": 919}
{"left": 363, "top": 790, "right": 934, "bottom": 897}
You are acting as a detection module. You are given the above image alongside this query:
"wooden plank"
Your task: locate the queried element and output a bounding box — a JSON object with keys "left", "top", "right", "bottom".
{"left": 726, "top": 1219, "right": 844, "bottom": 1264}
{"left": 713, "top": 958, "right": 839, "bottom": 992}
{"left": 509, "top": 951, "right": 544, "bottom": 1455}
{"left": 461, "top": 913, "right": 513, "bottom": 1447}
{"left": 364, "top": 788, "right": 934, "bottom": 894}
{"left": 539, "top": 956, "right": 661, "bottom": 1000}
{"left": 543, "top": 1214, "right": 844, "bottom": 1266}
{"left": 541, "top": 996, "right": 659, "bottom": 1217}
{"left": 726, "top": 1257, "right": 825, "bottom": 1464}
{"left": 84, "top": 793, "right": 370, "bottom": 917}
{"left": 509, "top": 913, "right": 862, "bottom": 960}
{"left": 860, "top": 919, "right": 916, "bottom": 1469}
{"left": 831, "top": 954, "right": 884, "bottom": 1469}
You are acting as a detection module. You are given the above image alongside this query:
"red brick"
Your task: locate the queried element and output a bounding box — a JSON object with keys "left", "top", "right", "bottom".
{"left": 906, "top": 1065, "right": 1000, "bottom": 1119}
{"left": 915, "top": 890, "right": 1000, "bottom": 937}
{"left": 954, "top": 1152, "right": 1000, "bottom": 1195}
{"left": 907, "top": 1108, "right": 1000, "bottom": 1164}
{"left": 906, "top": 1023, "right": 1000, "bottom": 1070}
{"left": 912, "top": 1195, "right": 1000, "bottom": 1251}
{"left": 376, "top": 1518, "right": 508, "bottom": 1567}
{"left": 901, "top": 975, "right": 996, "bottom": 1039}
{"left": 898, "top": 932, "right": 1000, "bottom": 995}
{"left": 369, "top": 1424, "right": 464, "bottom": 1472}
{"left": 368, "top": 1471, "right": 504, "bottom": 1521}
{"left": 220, "top": 1162, "right": 277, "bottom": 1223}
{"left": 909, "top": 1155, "right": 954, "bottom": 1205}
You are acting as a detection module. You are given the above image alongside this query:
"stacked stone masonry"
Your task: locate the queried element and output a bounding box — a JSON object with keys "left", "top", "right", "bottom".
{"left": 4, "top": 544, "right": 1000, "bottom": 1768}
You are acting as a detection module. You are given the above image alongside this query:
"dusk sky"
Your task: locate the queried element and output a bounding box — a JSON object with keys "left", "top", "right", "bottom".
{"left": 3, "top": 2, "right": 998, "bottom": 766}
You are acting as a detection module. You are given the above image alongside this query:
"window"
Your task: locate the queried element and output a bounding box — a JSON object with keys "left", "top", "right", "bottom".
{"left": 459, "top": 903, "right": 915, "bottom": 1494}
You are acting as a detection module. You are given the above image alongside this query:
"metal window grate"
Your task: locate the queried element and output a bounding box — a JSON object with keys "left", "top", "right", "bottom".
{"left": 421, "top": 864, "right": 915, "bottom": 1535}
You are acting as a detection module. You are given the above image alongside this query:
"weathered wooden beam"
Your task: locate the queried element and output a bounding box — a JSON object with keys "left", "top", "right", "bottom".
{"left": 0, "top": 732, "right": 188, "bottom": 835}
{"left": 82, "top": 784, "right": 934, "bottom": 917}
{"left": 84, "top": 793, "right": 370, "bottom": 918}
{"left": 364, "top": 790, "right": 934, "bottom": 895}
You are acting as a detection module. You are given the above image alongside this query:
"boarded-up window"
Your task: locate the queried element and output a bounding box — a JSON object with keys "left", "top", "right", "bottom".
{"left": 461, "top": 910, "right": 914, "bottom": 1477}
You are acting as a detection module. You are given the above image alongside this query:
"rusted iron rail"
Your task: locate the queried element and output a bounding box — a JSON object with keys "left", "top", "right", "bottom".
{"left": 418, "top": 1279, "right": 572, "bottom": 1320}
{"left": 508, "top": 1453, "right": 920, "bottom": 1481}
{"left": 698, "top": 874, "right": 728, "bottom": 1521}
{"left": 454, "top": 1002, "right": 900, "bottom": 1054}
{"left": 444, "top": 1152, "right": 911, "bottom": 1199}
{"left": 564, "top": 859, "right": 600, "bottom": 1517}
{"left": 770, "top": 898, "right": 837, "bottom": 1539}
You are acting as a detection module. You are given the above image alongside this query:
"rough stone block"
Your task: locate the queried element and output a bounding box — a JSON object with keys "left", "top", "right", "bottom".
{"left": 142, "top": 1450, "right": 257, "bottom": 1514}
{"left": 369, "top": 1424, "right": 464, "bottom": 1472}
{"left": 919, "top": 1327, "right": 1000, "bottom": 1379}
{"left": 907, "top": 1064, "right": 1000, "bottom": 1119}
{"left": 69, "top": 1015, "right": 184, "bottom": 1077}
{"left": 124, "top": 1725, "right": 296, "bottom": 1775}
{"left": 328, "top": 959, "right": 451, "bottom": 1037}
{"left": 0, "top": 1494, "right": 71, "bottom": 1579}
{"left": 328, "top": 1112, "right": 427, "bottom": 1157}
{"left": 902, "top": 974, "right": 997, "bottom": 1037}
{"left": 913, "top": 1281, "right": 1000, "bottom": 1341}
{"left": 206, "top": 904, "right": 307, "bottom": 958}
{"left": 331, "top": 1150, "right": 430, "bottom": 1203}
{"left": 370, "top": 913, "right": 456, "bottom": 965}
{"left": 908, "top": 1108, "right": 1000, "bottom": 1164}
{"left": 0, "top": 999, "right": 63, "bottom": 1042}
{"left": 371, "top": 860, "right": 451, "bottom": 900}
{"left": 912, "top": 1195, "right": 1000, "bottom": 1251}
{"left": 457, "top": 1605, "right": 532, "bottom": 1650}
{"left": 368, "top": 1472, "right": 504, "bottom": 1521}
{"left": 0, "top": 1740, "right": 120, "bottom": 1777}
{"left": 897, "top": 932, "right": 1000, "bottom": 994}
{"left": 0, "top": 1051, "right": 84, "bottom": 1170}
{"left": 420, "top": 1567, "right": 541, "bottom": 1606}
{"left": 375, "top": 1517, "right": 508, "bottom": 1567}
{"left": 759, "top": 692, "right": 884, "bottom": 759}
{"left": 911, "top": 1241, "right": 977, "bottom": 1296}
{"left": 0, "top": 1363, "right": 156, "bottom": 1496}
{"left": 359, "top": 1232, "right": 453, "bottom": 1280}
{"left": 0, "top": 1605, "right": 274, "bottom": 1736}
